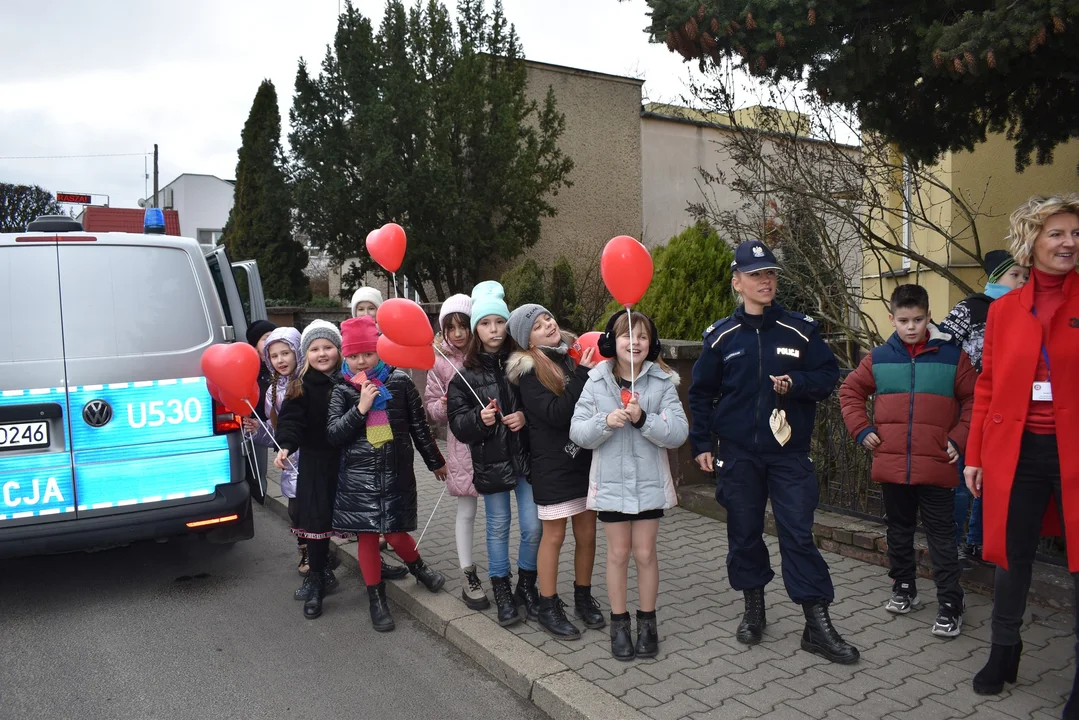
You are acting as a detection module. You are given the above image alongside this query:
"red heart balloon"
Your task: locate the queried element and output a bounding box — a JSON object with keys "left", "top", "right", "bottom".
{"left": 367, "top": 222, "right": 407, "bottom": 273}
{"left": 377, "top": 335, "right": 435, "bottom": 370}
{"left": 200, "top": 342, "right": 261, "bottom": 403}
{"left": 568, "top": 331, "right": 603, "bottom": 363}
{"left": 219, "top": 381, "right": 259, "bottom": 416}
{"left": 601, "top": 235, "right": 654, "bottom": 306}
{"left": 376, "top": 298, "right": 434, "bottom": 347}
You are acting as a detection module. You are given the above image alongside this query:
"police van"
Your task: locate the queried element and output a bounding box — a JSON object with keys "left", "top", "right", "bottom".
{"left": 0, "top": 211, "right": 267, "bottom": 558}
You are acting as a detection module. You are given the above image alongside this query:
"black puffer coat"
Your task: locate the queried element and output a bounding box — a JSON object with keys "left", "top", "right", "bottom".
{"left": 275, "top": 368, "right": 340, "bottom": 538}
{"left": 506, "top": 341, "right": 592, "bottom": 506}
{"left": 447, "top": 349, "right": 530, "bottom": 494}
{"left": 326, "top": 369, "right": 445, "bottom": 534}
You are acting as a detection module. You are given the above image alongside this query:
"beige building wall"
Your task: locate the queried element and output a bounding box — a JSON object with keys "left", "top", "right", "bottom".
{"left": 860, "top": 137, "right": 1079, "bottom": 340}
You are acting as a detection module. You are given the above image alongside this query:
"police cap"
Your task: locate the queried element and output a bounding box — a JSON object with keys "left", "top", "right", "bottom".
{"left": 731, "top": 240, "right": 780, "bottom": 273}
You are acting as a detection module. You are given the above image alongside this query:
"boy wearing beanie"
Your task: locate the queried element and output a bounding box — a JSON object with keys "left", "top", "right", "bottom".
{"left": 939, "top": 250, "right": 1028, "bottom": 566}
{"left": 351, "top": 286, "right": 384, "bottom": 319}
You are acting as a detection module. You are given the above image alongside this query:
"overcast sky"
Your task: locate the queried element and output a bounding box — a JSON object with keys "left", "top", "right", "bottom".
{"left": 0, "top": 0, "right": 724, "bottom": 209}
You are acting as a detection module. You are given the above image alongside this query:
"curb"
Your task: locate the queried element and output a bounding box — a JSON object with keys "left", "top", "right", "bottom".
{"left": 261, "top": 491, "right": 647, "bottom": 720}
{"left": 677, "top": 482, "right": 1075, "bottom": 613}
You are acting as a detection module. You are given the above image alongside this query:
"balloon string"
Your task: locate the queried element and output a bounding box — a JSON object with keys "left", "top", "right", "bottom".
{"left": 392, "top": 272, "right": 399, "bottom": 299}
{"left": 416, "top": 486, "right": 446, "bottom": 550}
{"left": 433, "top": 344, "right": 503, "bottom": 419}
{"left": 244, "top": 399, "right": 297, "bottom": 471}
{"left": 626, "top": 305, "right": 635, "bottom": 396}
{"left": 240, "top": 429, "right": 265, "bottom": 498}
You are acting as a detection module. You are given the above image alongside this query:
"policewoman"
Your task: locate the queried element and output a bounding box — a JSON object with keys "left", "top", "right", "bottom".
{"left": 687, "top": 240, "right": 859, "bottom": 664}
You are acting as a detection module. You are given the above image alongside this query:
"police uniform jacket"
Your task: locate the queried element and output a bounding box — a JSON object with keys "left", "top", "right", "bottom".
{"left": 687, "top": 302, "right": 840, "bottom": 456}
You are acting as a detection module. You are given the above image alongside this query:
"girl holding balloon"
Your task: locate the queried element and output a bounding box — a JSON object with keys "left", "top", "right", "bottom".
{"left": 570, "top": 311, "right": 688, "bottom": 660}
{"left": 273, "top": 320, "right": 346, "bottom": 620}
{"left": 424, "top": 294, "right": 494, "bottom": 611}
{"left": 506, "top": 304, "right": 604, "bottom": 640}
{"left": 447, "top": 281, "right": 539, "bottom": 628}
{"left": 327, "top": 316, "right": 448, "bottom": 632}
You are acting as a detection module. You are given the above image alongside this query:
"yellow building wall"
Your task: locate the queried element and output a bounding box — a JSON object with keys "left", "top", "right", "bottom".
{"left": 861, "top": 137, "right": 1079, "bottom": 346}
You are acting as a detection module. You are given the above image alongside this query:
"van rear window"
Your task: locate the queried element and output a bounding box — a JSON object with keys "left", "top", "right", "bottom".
{"left": 0, "top": 246, "right": 65, "bottom": 363}
{"left": 58, "top": 245, "right": 212, "bottom": 358}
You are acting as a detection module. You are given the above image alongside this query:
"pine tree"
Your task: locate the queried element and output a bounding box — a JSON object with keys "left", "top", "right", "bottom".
{"left": 501, "top": 258, "right": 547, "bottom": 308}
{"left": 634, "top": 0, "right": 1079, "bottom": 171}
{"left": 548, "top": 256, "right": 582, "bottom": 332}
{"left": 222, "top": 80, "right": 310, "bottom": 302}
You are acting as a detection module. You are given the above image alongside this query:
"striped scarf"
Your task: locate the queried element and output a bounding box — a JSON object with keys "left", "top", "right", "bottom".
{"left": 345, "top": 360, "right": 393, "bottom": 448}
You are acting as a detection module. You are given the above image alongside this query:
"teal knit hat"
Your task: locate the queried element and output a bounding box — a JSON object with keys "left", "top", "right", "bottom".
{"left": 469, "top": 281, "right": 510, "bottom": 331}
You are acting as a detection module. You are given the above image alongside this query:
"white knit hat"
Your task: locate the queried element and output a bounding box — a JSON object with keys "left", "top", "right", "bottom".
{"left": 350, "top": 286, "right": 384, "bottom": 317}
{"left": 300, "top": 319, "right": 342, "bottom": 358}
{"left": 439, "top": 293, "right": 473, "bottom": 328}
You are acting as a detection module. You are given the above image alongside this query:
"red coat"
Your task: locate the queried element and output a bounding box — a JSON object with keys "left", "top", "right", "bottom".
{"left": 966, "top": 270, "right": 1079, "bottom": 571}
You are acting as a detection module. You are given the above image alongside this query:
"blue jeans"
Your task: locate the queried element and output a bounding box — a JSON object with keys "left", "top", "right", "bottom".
{"left": 484, "top": 479, "right": 541, "bottom": 578}
{"left": 953, "top": 461, "right": 983, "bottom": 545}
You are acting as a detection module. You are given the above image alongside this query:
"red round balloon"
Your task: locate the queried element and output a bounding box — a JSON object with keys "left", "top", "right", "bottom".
{"left": 376, "top": 298, "right": 434, "bottom": 347}
{"left": 568, "top": 331, "right": 602, "bottom": 363}
{"left": 200, "top": 343, "right": 262, "bottom": 402}
{"left": 367, "top": 222, "right": 407, "bottom": 273}
{"left": 601, "top": 235, "right": 653, "bottom": 306}
{"left": 377, "top": 335, "right": 435, "bottom": 370}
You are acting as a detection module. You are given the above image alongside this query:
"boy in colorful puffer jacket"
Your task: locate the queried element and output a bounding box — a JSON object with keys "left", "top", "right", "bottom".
{"left": 839, "top": 284, "right": 977, "bottom": 639}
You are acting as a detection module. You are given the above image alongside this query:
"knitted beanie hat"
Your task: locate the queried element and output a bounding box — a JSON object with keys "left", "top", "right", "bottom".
{"left": 507, "top": 303, "right": 552, "bottom": 350}
{"left": 469, "top": 281, "right": 510, "bottom": 331}
{"left": 341, "top": 316, "right": 379, "bottom": 356}
{"left": 300, "top": 319, "right": 342, "bottom": 358}
{"left": 350, "top": 286, "right": 384, "bottom": 317}
{"left": 245, "top": 319, "right": 277, "bottom": 348}
{"left": 984, "top": 250, "right": 1017, "bottom": 283}
{"left": 439, "top": 293, "right": 473, "bottom": 329}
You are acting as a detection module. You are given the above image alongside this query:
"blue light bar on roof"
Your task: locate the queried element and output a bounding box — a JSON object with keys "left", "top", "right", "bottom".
{"left": 144, "top": 207, "right": 166, "bottom": 235}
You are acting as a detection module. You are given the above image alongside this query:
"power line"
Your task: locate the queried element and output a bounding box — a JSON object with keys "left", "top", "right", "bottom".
{"left": 0, "top": 151, "right": 149, "bottom": 159}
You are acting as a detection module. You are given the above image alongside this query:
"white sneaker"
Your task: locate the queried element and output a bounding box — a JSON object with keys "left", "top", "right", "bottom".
{"left": 885, "top": 587, "right": 923, "bottom": 614}
{"left": 931, "top": 605, "right": 963, "bottom": 638}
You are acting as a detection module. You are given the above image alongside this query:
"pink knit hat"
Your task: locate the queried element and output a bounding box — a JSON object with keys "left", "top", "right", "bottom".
{"left": 341, "top": 316, "right": 379, "bottom": 356}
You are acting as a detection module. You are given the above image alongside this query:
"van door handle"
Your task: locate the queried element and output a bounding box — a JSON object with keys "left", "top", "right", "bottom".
{"left": 221, "top": 326, "right": 236, "bottom": 342}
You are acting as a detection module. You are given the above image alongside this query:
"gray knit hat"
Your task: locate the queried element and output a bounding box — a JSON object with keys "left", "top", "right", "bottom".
{"left": 300, "top": 319, "right": 342, "bottom": 358}
{"left": 507, "top": 303, "right": 553, "bottom": 349}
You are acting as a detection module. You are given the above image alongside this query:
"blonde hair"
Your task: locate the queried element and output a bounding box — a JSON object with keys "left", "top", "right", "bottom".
{"left": 285, "top": 359, "right": 311, "bottom": 400}
{"left": 609, "top": 311, "right": 673, "bottom": 375}
{"left": 1007, "top": 193, "right": 1079, "bottom": 267}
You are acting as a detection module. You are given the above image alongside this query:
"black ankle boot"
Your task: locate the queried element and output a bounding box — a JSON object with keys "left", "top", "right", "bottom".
{"left": 635, "top": 611, "right": 659, "bottom": 658}
{"left": 573, "top": 584, "right": 606, "bottom": 630}
{"left": 610, "top": 613, "right": 634, "bottom": 661}
{"left": 381, "top": 557, "right": 409, "bottom": 580}
{"left": 973, "top": 641, "right": 1022, "bottom": 695}
{"left": 366, "top": 582, "right": 395, "bottom": 632}
{"left": 1064, "top": 662, "right": 1079, "bottom": 718}
{"left": 538, "top": 594, "right": 582, "bottom": 640}
{"left": 491, "top": 575, "right": 522, "bottom": 627}
{"left": 303, "top": 572, "right": 324, "bottom": 620}
{"left": 406, "top": 557, "right": 445, "bottom": 593}
{"left": 514, "top": 569, "right": 540, "bottom": 621}
{"left": 801, "top": 602, "right": 859, "bottom": 664}
{"left": 736, "top": 588, "right": 766, "bottom": 645}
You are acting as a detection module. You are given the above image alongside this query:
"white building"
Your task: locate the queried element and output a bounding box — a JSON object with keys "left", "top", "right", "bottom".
{"left": 152, "top": 173, "right": 235, "bottom": 244}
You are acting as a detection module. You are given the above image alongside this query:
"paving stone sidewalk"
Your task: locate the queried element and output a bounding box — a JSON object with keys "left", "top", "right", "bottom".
{"left": 264, "top": 451, "right": 1074, "bottom": 720}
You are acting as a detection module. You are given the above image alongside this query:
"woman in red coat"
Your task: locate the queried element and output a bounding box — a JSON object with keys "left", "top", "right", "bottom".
{"left": 964, "top": 193, "right": 1079, "bottom": 713}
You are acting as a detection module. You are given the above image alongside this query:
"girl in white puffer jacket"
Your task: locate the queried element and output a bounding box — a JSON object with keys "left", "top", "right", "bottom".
{"left": 569, "top": 311, "right": 688, "bottom": 662}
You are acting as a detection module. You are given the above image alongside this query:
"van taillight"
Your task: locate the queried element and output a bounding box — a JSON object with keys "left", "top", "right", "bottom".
{"left": 213, "top": 400, "right": 241, "bottom": 434}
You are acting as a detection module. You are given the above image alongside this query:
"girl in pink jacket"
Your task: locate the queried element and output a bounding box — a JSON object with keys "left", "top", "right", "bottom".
{"left": 424, "top": 294, "right": 488, "bottom": 610}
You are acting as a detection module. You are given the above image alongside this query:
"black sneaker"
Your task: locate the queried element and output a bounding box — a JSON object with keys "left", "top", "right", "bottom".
{"left": 932, "top": 603, "right": 964, "bottom": 638}
{"left": 884, "top": 582, "right": 922, "bottom": 614}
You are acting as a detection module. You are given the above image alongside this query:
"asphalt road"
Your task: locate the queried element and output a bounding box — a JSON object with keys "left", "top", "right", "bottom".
{"left": 0, "top": 503, "right": 546, "bottom": 720}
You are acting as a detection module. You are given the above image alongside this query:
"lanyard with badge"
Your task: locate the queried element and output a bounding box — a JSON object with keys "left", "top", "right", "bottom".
{"left": 1032, "top": 307, "right": 1053, "bottom": 402}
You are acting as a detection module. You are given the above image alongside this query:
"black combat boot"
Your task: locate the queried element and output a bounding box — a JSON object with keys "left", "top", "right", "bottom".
{"left": 635, "top": 610, "right": 659, "bottom": 658}
{"left": 573, "top": 584, "right": 606, "bottom": 630}
{"left": 800, "top": 602, "right": 859, "bottom": 664}
{"left": 303, "top": 571, "right": 324, "bottom": 620}
{"left": 491, "top": 575, "right": 522, "bottom": 627}
{"left": 366, "top": 582, "right": 395, "bottom": 632}
{"left": 736, "top": 587, "right": 767, "bottom": 645}
{"left": 610, "top": 613, "right": 634, "bottom": 661}
{"left": 514, "top": 569, "right": 540, "bottom": 621}
{"left": 406, "top": 557, "right": 445, "bottom": 593}
{"left": 972, "top": 641, "right": 1022, "bottom": 695}
{"left": 538, "top": 594, "right": 582, "bottom": 640}
{"left": 381, "top": 557, "right": 409, "bottom": 580}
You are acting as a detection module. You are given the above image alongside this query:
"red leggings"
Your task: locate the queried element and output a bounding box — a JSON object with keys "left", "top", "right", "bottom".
{"left": 357, "top": 532, "right": 418, "bottom": 585}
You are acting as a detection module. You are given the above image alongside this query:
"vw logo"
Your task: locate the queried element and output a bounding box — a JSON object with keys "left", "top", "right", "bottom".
{"left": 83, "top": 400, "right": 113, "bottom": 428}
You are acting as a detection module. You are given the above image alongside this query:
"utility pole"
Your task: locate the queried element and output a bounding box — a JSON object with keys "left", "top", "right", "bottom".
{"left": 153, "top": 144, "right": 159, "bottom": 208}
